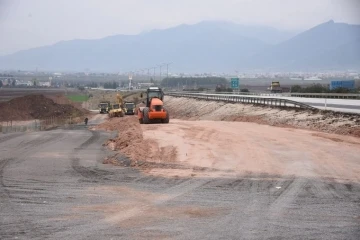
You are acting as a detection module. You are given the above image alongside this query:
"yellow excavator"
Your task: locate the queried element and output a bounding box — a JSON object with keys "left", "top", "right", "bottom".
{"left": 108, "top": 94, "right": 125, "bottom": 118}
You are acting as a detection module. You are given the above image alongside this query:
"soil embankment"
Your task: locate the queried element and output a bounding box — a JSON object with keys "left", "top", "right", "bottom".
{"left": 163, "top": 96, "right": 360, "bottom": 137}
{"left": 0, "top": 94, "right": 86, "bottom": 121}
{"left": 93, "top": 117, "right": 177, "bottom": 165}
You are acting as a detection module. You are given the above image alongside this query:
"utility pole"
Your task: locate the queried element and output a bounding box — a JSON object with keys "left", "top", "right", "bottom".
{"left": 160, "top": 65, "right": 162, "bottom": 81}
{"left": 153, "top": 67, "right": 156, "bottom": 81}
{"left": 163, "top": 62, "right": 172, "bottom": 88}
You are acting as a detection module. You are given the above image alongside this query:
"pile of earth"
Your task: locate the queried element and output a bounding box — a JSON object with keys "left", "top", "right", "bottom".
{"left": 0, "top": 94, "right": 85, "bottom": 121}
{"left": 93, "top": 117, "right": 176, "bottom": 164}
{"left": 46, "top": 94, "right": 89, "bottom": 114}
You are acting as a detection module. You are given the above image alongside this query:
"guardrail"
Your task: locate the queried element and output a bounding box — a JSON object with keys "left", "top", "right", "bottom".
{"left": 167, "top": 90, "right": 360, "bottom": 99}
{"left": 289, "top": 93, "right": 360, "bottom": 99}
{"left": 166, "top": 92, "right": 317, "bottom": 110}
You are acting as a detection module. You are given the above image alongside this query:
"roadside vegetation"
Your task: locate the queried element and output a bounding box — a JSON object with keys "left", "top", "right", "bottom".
{"left": 66, "top": 94, "right": 89, "bottom": 102}
{"left": 291, "top": 84, "right": 360, "bottom": 94}
{"left": 161, "top": 77, "right": 228, "bottom": 88}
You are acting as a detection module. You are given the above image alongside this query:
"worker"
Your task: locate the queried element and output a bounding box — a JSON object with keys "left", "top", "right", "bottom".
{"left": 84, "top": 117, "right": 88, "bottom": 125}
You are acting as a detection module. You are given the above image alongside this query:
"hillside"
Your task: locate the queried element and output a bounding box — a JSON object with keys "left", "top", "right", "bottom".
{"left": 0, "top": 20, "right": 359, "bottom": 72}
{"left": 245, "top": 20, "right": 360, "bottom": 71}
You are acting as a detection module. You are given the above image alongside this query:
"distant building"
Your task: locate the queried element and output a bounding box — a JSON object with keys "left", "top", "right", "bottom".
{"left": 39, "top": 81, "right": 51, "bottom": 87}
{"left": 329, "top": 80, "right": 355, "bottom": 90}
{"left": 304, "top": 76, "right": 322, "bottom": 81}
{"left": 137, "top": 83, "right": 154, "bottom": 88}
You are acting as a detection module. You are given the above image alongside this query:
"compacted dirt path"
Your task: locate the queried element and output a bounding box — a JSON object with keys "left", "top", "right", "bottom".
{"left": 0, "top": 115, "right": 359, "bottom": 239}
{"left": 142, "top": 119, "right": 360, "bottom": 182}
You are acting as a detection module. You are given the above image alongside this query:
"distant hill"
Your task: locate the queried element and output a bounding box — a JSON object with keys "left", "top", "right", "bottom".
{"left": 0, "top": 20, "right": 359, "bottom": 72}
{"left": 244, "top": 20, "right": 360, "bottom": 71}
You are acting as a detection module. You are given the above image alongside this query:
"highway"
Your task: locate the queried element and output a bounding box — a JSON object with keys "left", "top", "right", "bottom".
{"left": 169, "top": 92, "right": 360, "bottom": 114}
{"left": 278, "top": 96, "right": 360, "bottom": 113}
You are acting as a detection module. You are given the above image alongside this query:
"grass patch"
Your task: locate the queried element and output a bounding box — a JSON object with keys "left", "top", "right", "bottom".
{"left": 67, "top": 95, "right": 89, "bottom": 102}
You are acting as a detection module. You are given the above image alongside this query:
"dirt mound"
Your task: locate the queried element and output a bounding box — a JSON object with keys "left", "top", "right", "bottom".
{"left": 0, "top": 94, "right": 85, "bottom": 121}
{"left": 94, "top": 117, "right": 177, "bottom": 164}
{"left": 164, "top": 96, "right": 360, "bottom": 138}
{"left": 46, "top": 94, "right": 89, "bottom": 114}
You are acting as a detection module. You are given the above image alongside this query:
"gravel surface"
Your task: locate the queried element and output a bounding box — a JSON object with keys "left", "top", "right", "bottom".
{"left": 1, "top": 113, "right": 359, "bottom": 239}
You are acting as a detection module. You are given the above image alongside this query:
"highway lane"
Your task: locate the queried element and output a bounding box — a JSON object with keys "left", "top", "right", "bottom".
{"left": 172, "top": 92, "right": 360, "bottom": 114}
{"left": 278, "top": 96, "right": 360, "bottom": 113}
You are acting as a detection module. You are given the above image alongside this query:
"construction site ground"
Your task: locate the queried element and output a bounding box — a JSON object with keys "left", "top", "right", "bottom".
{"left": 0, "top": 95, "right": 359, "bottom": 239}
{"left": 0, "top": 94, "right": 88, "bottom": 122}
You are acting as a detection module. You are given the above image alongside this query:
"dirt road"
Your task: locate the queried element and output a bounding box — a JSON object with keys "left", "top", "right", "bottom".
{"left": 0, "top": 117, "right": 359, "bottom": 239}
{"left": 142, "top": 119, "right": 360, "bottom": 181}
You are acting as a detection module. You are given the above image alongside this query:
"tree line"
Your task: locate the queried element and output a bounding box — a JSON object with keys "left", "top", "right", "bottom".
{"left": 291, "top": 84, "right": 359, "bottom": 93}
{"left": 161, "top": 77, "right": 228, "bottom": 88}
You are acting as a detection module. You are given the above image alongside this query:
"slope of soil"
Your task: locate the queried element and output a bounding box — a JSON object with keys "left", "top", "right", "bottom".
{"left": 46, "top": 94, "right": 89, "bottom": 114}
{"left": 93, "top": 116, "right": 177, "bottom": 164}
{"left": 164, "top": 96, "right": 360, "bottom": 137}
{"left": 0, "top": 94, "right": 85, "bottom": 121}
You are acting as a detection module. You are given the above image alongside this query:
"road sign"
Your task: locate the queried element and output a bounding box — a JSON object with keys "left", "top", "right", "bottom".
{"left": 231, "top": 78, "right": 239, "bottom": 89}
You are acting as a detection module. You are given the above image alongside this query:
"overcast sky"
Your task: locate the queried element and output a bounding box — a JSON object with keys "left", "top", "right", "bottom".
{"left": 0, "top": 0, "right": 359, "bottom": 56}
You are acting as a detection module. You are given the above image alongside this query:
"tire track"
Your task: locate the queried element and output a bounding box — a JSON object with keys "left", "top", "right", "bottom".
{"left": 70, "top": 130, "right": 111, "bottom": 181}
{"left": 0, "top": 132, "right": 66, "bottom": 240}
{"left": 0, "top": 133, "right": 23, "bottom": 144}
{"left": 0, "top": 158, "right": 14, "bottom": 209}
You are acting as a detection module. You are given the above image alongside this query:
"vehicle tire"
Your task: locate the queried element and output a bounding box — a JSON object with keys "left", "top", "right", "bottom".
{"left": 139, "top": 118, "right": 143, "bottom": 124}
{"left": 143, "top": 107, "right": 150, "bottom": 124}
{"left": 120, "top": 111, "right": 124, "bottom": 117}
{"left": 162, "top": 109, "right": 169, "bottom": 123}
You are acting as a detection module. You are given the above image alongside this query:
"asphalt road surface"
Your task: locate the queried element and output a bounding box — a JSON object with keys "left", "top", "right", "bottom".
{"left": 0, "top": 119, "right": 359, "bottom": 239}
{"left": 279, "top": 97, "right": 360, "bottom": 114}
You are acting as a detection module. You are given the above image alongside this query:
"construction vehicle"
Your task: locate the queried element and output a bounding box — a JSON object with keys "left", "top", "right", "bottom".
{"left": 268, "top": 81, "right": 283, "bottom": 93}
{"left": 99, "top": 101, "right": 111, "bottom": 114}
{"left": 137, "top": 87, "right": 169, "bottom": 124}
{"left": 124, "top": 101, "right": 136, "bottom": 115}
{"left": 108, "top": 94, "right": 125, "bottom": 117}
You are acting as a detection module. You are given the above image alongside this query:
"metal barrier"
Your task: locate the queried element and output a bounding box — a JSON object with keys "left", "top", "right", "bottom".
{"left": 290, "top": 93, "right": 360, "bottom": 99}
{"left": 166, "top": 92, "right": 317, "bottom": 110}
{"left": 173, "top": 91, "right": 360, "bottom": 99}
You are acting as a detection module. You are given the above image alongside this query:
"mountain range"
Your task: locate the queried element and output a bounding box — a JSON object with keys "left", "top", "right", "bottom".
{"left": 0, "top": 20, "right": 359, "bottom": 72}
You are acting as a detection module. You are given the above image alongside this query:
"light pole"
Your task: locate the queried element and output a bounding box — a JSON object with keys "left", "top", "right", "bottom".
{"left": 159, "top": 65, "right": 162, "bottom": 81}
{"left": 153, "top": 67, "right": 156, "bottom": 82}
{"left": 147, "top": 68, "right": 151, "bottom": 81}
{"left": 164, "top": 62, "right": 173, "bottom": 88}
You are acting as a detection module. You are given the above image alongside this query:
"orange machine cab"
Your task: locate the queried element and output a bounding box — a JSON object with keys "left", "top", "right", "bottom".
{"left": 137, "top": 87, "right": 169, "bottom": 124}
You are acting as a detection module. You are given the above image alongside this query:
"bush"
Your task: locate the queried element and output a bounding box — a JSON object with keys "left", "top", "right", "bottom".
{"left": 291, "top": 84, "right": 358, "bottom": 93}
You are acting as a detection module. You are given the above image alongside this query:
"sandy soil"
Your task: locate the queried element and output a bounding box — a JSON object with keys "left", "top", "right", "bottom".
{"left": 164, "top": 96, "right": 360, "bottom": 137}
{"left": 95, "top": 115, "right": 360, "bottom": 182}
{"left": 141, "top": 119, "right": 360, "bottom": 181}
{"left": 93, "top": 96, "right": 360, "bottom": 182}
{"left": 93, "top": 116, "right": 177, "bottom": 164}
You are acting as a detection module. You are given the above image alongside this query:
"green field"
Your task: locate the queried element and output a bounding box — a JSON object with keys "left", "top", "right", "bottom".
{"left": 66, "top": 95, "right": 89, "bottom": 102}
